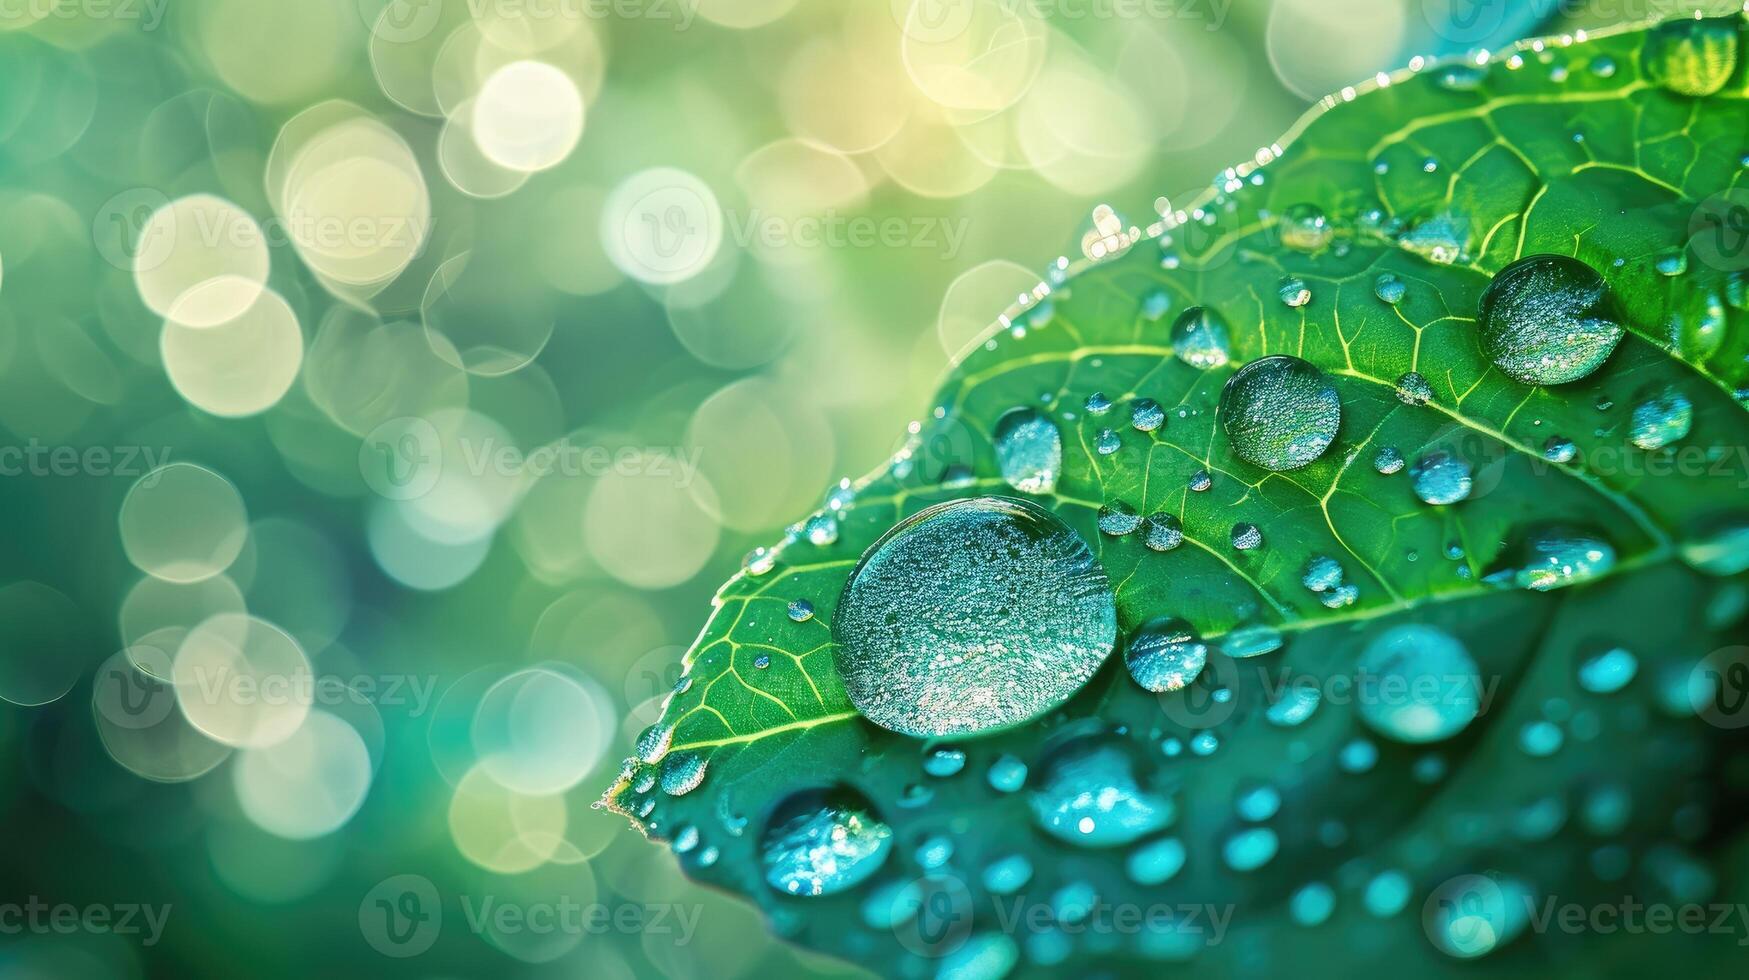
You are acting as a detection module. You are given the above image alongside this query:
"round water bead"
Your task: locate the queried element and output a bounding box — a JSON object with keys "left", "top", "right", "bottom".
{"left": 1220, "top": 355, "right": 1341, "bottom": 471}
{"left": 1477, "top": 254, "right": 1623, "bottom": 385}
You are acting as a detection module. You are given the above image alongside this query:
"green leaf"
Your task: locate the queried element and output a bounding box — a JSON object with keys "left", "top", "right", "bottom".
{"left": 605, "top": 17, "right": 1749, "bottom": 977}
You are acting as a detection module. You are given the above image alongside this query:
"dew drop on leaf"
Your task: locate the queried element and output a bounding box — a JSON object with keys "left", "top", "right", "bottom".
{"left": 1502, "top": 525, "right": 1616, "bottom": 591}
{"left": 1231, "top": 522, "right": 1263, "bottom": 550}
{"left": 1028, "top": 734, "right": 1172, "bottom": 847}
{"left": 1219, "top": 355, "right": 1342, "bottom": 471}
{"left": 1628, "top": 386, "right": 1692, "bottom": 450}
{"left": 1578, "top": 647, "right": 1638, "bottom": 694}
{"left": 1188, "top": 468, "right": 1213, "bottom": 491}
{"left": 1355, "top": 624, "right": 1482, "bottom": 743}
{"left": 1221, "top": 623, "right": 1283, "bottom": 658}
{"left": 1373, "top": 273, "right": 1407, "bottom": 304}
{"left": 1169, "top": 306, "right": 1232, "bottom": 369}
{"left": 1279, "top": 276, "right": 1311, "bottom": 308}
{"left": 1129, "top": 398, "right": 1165, "bottom": 432}
{"left": 659, "top": 751, "right": 707, "bottom": 795}
{"left": 1096, "top": 428, "right": 1121, "bottom": 455}
{"left": 1084, "top": 391, "right": 1112, "bottom": 415}
{"left": 1409, "top": 450, "right": 1472, "bottom": 505}
{"left": 1267, "top": 683, "right": 1321, "bottom": 726}
{"left": 1543, "top": 435, "right": 1576, "bottom": 463}
{"left": 832, "top": 497, "right": 1117, "bottom": 737}
{"left": 1098, "top": 502, "right": 1142, "bottom": 536}
{"left": 1280, "top": 203, "right": 1332, "bottom": 252}
{"left": 1125, "top": 837, "right": 1186, "bottom": 885}
{"left": 923, "top": 747, "right": 966, "bottom": 777}
{"left": 1477, "top": 254, "right": 1624, "bottom": 385}
{"left": 786, "top": 598, "right": 814, "bottom": 622}
{"left": 1124, "top": 617, "right": 1209, "bottom": 694}
{"left": 760, "top": 787, "right": 893, "bottom": 897}
{"left": 1642, "top": 15, "right": 1738, "bottom": 97}
{"left": 982, "top": 853, "right": 1033, "bottom": 894}
{"left": 993, "top": 407, "right": 1063, "bottom": 494}
{"left": 1142, "top": 512, "right": 1184, "bottom": 552}
{"left": 1373, "top": 445, "right": 1405, "bottom": 474}
{"left": 986, "top": 754, "right": 1027, "bottom": 793}
{"left": 1394, "top": 371, "right": 1433, "bottom": 406}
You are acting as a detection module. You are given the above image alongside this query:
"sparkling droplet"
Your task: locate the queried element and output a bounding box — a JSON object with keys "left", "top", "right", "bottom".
{"left": 1410, "top": 451, "right": 1472, "bottom": 505}
{"left": 1542, "top": 435, "right": 1576, "bottom": 463}
{"left": 787, "top": 598, "right": 815, "bottom": 622}
{"left": 923, "top": 747, "right": 966, "bottom": 777}
{"left": 1130, "top": 399, "right": 1165, "bottom": 432}
{"left": 1279, "top": 276, "right": 1312, "bottom": 308}
{"left": 1478, "top": 254, "right": 1624, "bottom": 385}
{"left": 1098, "top": 502, "right": 1142, "bottom": 536}
{"left": 1231, "top": 522, "right": 1263, "bottom": 550}
{"left": 1374, "top": 273, "right": 1407, "bottom": 304}
{"left": 744, "top": 547, "right": 777, "bottom": 576}
{"left": 1628, "top": 386, "right": 1692, "bottom": 451}
{"left": 1356, "top": 624, "right": 1482, "bottom": 743}
{"left": 1029, "top": 734, "right": 1173, "bottom": 847}
{"left": 1142, "top": 512, "right": 1184, "bottom": 552}
{"left": 1394, "top": 371, "right": 1434, "bottom": 406}
{"left": 1170, "top": 306, "right": 1233, "bottom": 369}
{"left": 1505, "top": 525, "right": 1616, "bottom": 592}
{"left": 1188, "top": 469, "right": 1213, "bottom": 492}
{"left": 1373, "top": 446, "right": 1405, "bottom": 474}
{"left": 1085, "top": 391, "right": 1112, "bottom": 415}
{"left": 1220, "top": 355, "right": 1342, "bottom": 471}
{"left": 994, "top": 407, "right": 1063, "bottom": 495}
{"left": 1302, "top": 555, "right": 1344, "bottom": 593}
{"left": 832, "top": 497, "right": 1117, "bottom": 737}
{"left": 760, "top": 787, "right": 893, "bottom": 897}
{"left": 1280, "top": 203, "right": 1332, "bottom": 252}
{"left": 982, "top": 854, "right": 1033, "bottom": 894}
{"left": 1096, "top": 429, "right": 1121, "bottom": 455}
{"left": 1125, "top": 617, "right": 1209, "bottom": 694}
{"left": 659, "top": 751, "right": 707, "bottom": 795}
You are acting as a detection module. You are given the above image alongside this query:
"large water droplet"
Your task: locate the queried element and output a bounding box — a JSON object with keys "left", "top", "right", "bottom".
{"left": 1356, "top": 624, "right": 1482, "bottom": 743}
{"left": 1628, "top": 386, "right": 1692, "bottom": 450}
{"left": 1409, "top": 450, "right": 1473, "bottom": 505}
{"left": 1124, "top": 617, "right": 1208, "bottom": 693}
{"left": 1170, "top": 306, "right": 1232, "bottom": 369}
{"left": 993, "top": 408, "right": 1062, "bottom": 495}
{"left": 1642, "top": 15, "right": 1738, "bottom": 97}
{"left": 1478, "top": 254, "right": 1623, "bottom": 385}
{"left": 1030, "top": 734, "right": 1172, "bottom": 847}
{"left": 1502, "top": 525, "right": 1616, "bottom": 592}
{"left": 833, "top": 497, "right": 1117, "bottom": 737}
{"left": 760, "top": 787, "right": 893, "bottom": 897}
{"left": 1220, "top": 355, "right": 1341, "bottom": 471}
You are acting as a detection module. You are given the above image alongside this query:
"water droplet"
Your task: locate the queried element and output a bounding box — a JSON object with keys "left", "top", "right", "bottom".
{"left": 1223, "top": 827, "right": 1279, "bottom": 871}
{"left": 1188, "top": 469, "right": 1213, "bottom": 492}
{"left": 1098, "top": 502, "right": 1142, "bottom": 536}
{"left": 1578, "top": 647, "right": 1637, "bottom": 694}
{"left": 992, "top": 407, "right": 1063, "bottom": 495}
{"left": 1642, "top": 15, "right": 1738, "bottom": 97}
{"left": 1279, "top": 276, "right": 1312, "bottom": 308}
{"left": 1356, "top": 624, "right": 1482, "bottom": 743}
{"left": 1628, "top": 386, "right": 1692, "bottom": 450}
{"left": 1190, "top": 731, "right": 1219, "bottom": 755}
{"left": 1130, "top": 399, "right": 1165, "bottom": 432}
{"left": 987, "top": 754, "right": 1027, "bottom": 793}
{"left": 1235, "top": 784, "right": 1282, "bottom": 821}
{"left": 1373, "top": 446, "right": 1405, "bottom": 474}
{"left": 1374, "top": 273, "right": 1407, "bottom": 304}
{"left": 1519, "top": 719, "right": 1563, "bottom": 756}
{"left": 1364, "top": 870, "right": 1411, "bottom": 917}
{"left": 982, "top": 854, "right": 1033, "bottom": 894}
{"left": 1126, "top": 837, "right": 1186, "bottom": 885}
{"left": 1394, "top": 371, "right": 1433, "bottom": 406}
{"left": 1231, "top": 522, "right": 1263, "bottom": 550}
{"left": 1290, "top": 883, "right": 1335, "bottom": 926}
{"left": 760, "top": 787, "right": 893, "bottom": 897}
{"left": 923, "top": 747, "right": 966, "bottom": 777}
{"left": 832, "top": 497, "right": 1117, "bottom": 737}
{"left": 1221, "top": 623, "right": 1283, "bottom": 658}
{"left": 1682, "top": 520, "right": 1749, "bottom": 576}
{"left": 672, "top": 824, "right": 700, "bottom": 854}
{"left": 1124, "top": 617, "right": 1208, "bottom": 693}
{"left": 1140, "top": 514, "right": 1182, "bottom": 553}
{"left": 660, "top": 751, "right": 707, "bottom": 795}
{"left": 915, "top": 835, "right": 954, "bottom": 869}
{"left": 1478, "top": 254, "right": 1624, "bottom": 385}
{"left": 1542, "top": 435, "right": 1576, "bottom": 463}
{"left": 1504, "top": 526, "right": 1615, "bottom": 591}
{"left": 1590, "top": 55, "right": 1617, "bottom": 77}
{"left": 1096, "top": 428, "right": 1121, "bottom": 455}
{"left": 1141, "top": 289, "right": 1171, "bottom": 321}
{"left": 1410, "top": 451, "right": 1472, "bottom": 505}
{"left": 1321, "top": 583, "right": 1359, "bottom": 609}
{"left": 1399, "top": 213, "right": 1469, "bottom": 264}
{"left": 1281, "top": 203, "right": 1332, "bottom": 252}
{"left": 1029, "top": 734, "right": 1172, "bottom": 847}
{"left": 1267, "top": 683, "right": 1321, "bottom": 726}
{"left": 1220, "top": 356, "right": 1341, "bottom": 471}
{"left": 1436, "top": 63, "right": 1486, "bottom": 90}
{"left": 787, "top": 598, "right": 815, "bottom": 622}
{"left": 754, "top": 654, "right": 771, "bottom": 669}
{"left": 1085, "top": 391, "right": 1112, "bottom": 415}
{"left": 744, "top": 546, "right": 777, "bottom": 576}
{"left": 1051, "top": 881, "right": 1099, "bottom": 923}
{"left": 1302, "top": 555, "right": 1344, "bottom": 593}
{"left": 803, "top": 512, "right": 839, "bottom": 546}
{"left": 1170, "top": 306, "right": 1232, "bottom": 369}
{"left": 636, "top": 724, "right": 673, "bottom": 763}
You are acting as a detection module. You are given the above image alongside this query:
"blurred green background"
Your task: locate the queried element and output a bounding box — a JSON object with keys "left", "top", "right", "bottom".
{"left": 0, "top": 0, "right": 1733, "bottom": 977}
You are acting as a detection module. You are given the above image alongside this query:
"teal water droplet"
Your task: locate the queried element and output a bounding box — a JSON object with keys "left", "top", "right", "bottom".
{"left": 1142, "top": 512, "right": 1184, "bottom": 552}
{"left": 1221, "top": 623, "right": 1283, "bottom": 658}
{"left": 1125, "top": 837, "right": 1186, "bottom": 885}
{"left": 1235, "top": 784, "right": 1282, "bottom": 821}
{"left": 833, "top": 497, "right": 1117, "bottom": 737}
{"left": 1507, "top": 526, "right": 1615, "bottom": 591}
{"left": 1280, "top": 203, "right": 1332, "bottom": 252}
{"left": 1051, "top": 881, "right": 1098, "bottom": 924}
{"left": 744, "top": 546, "right": 777, "bottom": 576}
{"left": 1096, "top": 428, "right": 1121, "bottom": 455}
{"left": 1628, "top": 386, "right": 1692, "bottom": 450}
{"left": 1125, "top": 617, "right": 1208, "bottom": 693}
{"left": 1188, "top": 469, "right": 1212, "bottom": 492}
{"left": 915, "top": 835, "right": 954, "bottom": 869}
{"left": 753, "top": 654, "right": 771, "bottom": 669}
{"left": 923, "top": 747, "right": 966, "bottom": 777}
{"left": 1130, "top": 399, "right": 1165, "bottom": 432}
{"left": 1279, "top": 276, "right": 1312, "bottom": 308}
{"left": 660, "top": 751, "right": 708, "bottom": 795}
{"left": 761, "top": 788, "right": 893, "bottom": 897}
{"left": 1410, "top": 451, "right": 1472, "bottom": 505}
{"left": 987, "top": 754, "right": 1027, "bottom": 793}
{"left": 1590, "top": 54, "right": 1617, "bottom": 77}
{"left": 787, "top": 598, "right": 814, "bottom": 622}
{"left": 1290, "top": 883, "right": 1335, "bottom": 926}
{"left": 1170, "top": 306, "right": 1233, "bottom": 369}
{"left": 1399, "top": 213, "right": 1468, "bottom": 264}
{"left": 1478, "top": 254, "right": 1623, "bottom": 385}
{"left": 1222, "top": 827, "right": 1279, "bottom": 871}
{"left": 1098, "top": 502, "right": 1142, "bottom": 536}
{"left": 636, "top": 723, "right": 673, "bottom": 763}
{"left": 993, "top": 408, "right": 1063, "bottom": 495}
{"left": 672, "top": 824, "right": 700, "bottom": 853}
{"left": 1542, "top": 435, "right": 1576, "bottom": 463}
{"left": 1374, "top": 446, "right": 1405, "bottom": 474}
{"left": 1578, "top": 647, "right": 1638, "bottom": 694}
{"left": 1654, "top": 248, "right": 1688, "bottom": 277}
{"left": 1364, "top": 870, "right": 1411, "bottom": 917}
{"left": 1374, "top": 273, "right": 1407, "bottom": 304}
{"left": 1267, "top": 683, "right": 1321, "bottom": 727}
{"left": 803, "top": 512, "right": 839, "bottom": 546}
{"left": 1029, "top": 735, "right": 1173, "bottom": 847}
{"left": 1642, "top": 15, "right": 1738, "bottom": 97}
{"left": 1356, "top": 624, "right": 1481, "bottom": 743}
{"left": 981, "top": 853, "right": 1033, "bottom": 894}
{"left": 1302, "top": 555, "right": 1344, "bottom": 593}
{"left": 1519, "top": 720, "right": 1563, "bottom": 756}
{"left": 1231, "top": 522, "right": 1263, "bottom": 550}
{"left": 936, "top": 933, "right": 1018, "bottom": 980}
{"left": 1085, "top": 391, "right": 1112, "bottom": 415}
{"left": 1339, "top": 737, "right": 1379, "bottom": 772}
{"left": 1682, "top": 520, "right": 1749, "bottom": 576}
{"left": 1394, "top": 371, "right": 1433, "bottom": 406}
{"left": 1321, "top": 583, "right": 1359, "bottom": 609}
{"left": 1190, "top": 731, "right": 1219, "bottom": 755}
{"left": 1220, "top": 355, "right": 1342, "bottom": 471}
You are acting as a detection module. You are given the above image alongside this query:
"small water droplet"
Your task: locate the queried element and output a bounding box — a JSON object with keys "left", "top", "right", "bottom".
{"left": 1279, "top": 276, "right": 1312, "bottom": 308}
{"left": 761, "top": 787, "right": 893, "bottom": 896}
{"left": 1519, "top": 719, "right": 1564, "bottom": 756}
{"left": 1085, "top": 391, "right": 1112, "bottom": 415}
{"left": 1410, "top": 451, "right": 1472, "bottom": 505}
{"left": 1188, "top": 469, "right": 1213, "bottom": 492}
{"left": 1125, "top": 837, "right": 1186, "bottom": 885}
{"left": 744, "top": 547, "right": 777, "bottom": 576}
{"left": 1130, "top": 399, "right": 1165, "bottom": 432}
{"left": 636, "top": 724, "right": 673, "bottom": 763}
{"left": 1505, "top": 525, "right": 1616, "bottom": 591}
{"left": 660, "top": 751, "right": 708, "bottom": 795}
{"left": 1098, "top": 502, "right": 1142, "bottom": 536}
{"left": 1029, "top": 734, "right": 1172, "bottom": 847}
{"left": 923, "top": 747, "right": 966, "bottom": 777}
{"left": 787, "top": 598, "right": 815, "bottom": 622}
{"left": 1302, "top": 555, "right": 1344, "bottom": 593}
{"left": 1542, "top": 435, "right": 1576, "bottom": 463}
{"left": 1291, "top": 883, "right": 1335, "bottom": 926}
{"left": 1096, "top": 429, "right": 1121, "bottom": 455}
{"left": 1125, "top": 617, "right": 1208, "bottom": 693}
{"left": 754, "top": 654, "right": 771, "bottom": 669}
{"left": 987, "top": 754, "right": 1027, "bottom": 793}
{"left": 1374, "top": 273, "right": 1407, "bottom": 304}
{"left": 1231, "top": 522, "right": 1263, "bottom": 550}
{"left": 982, "top": 854, "right": 1033, "bottom": 894}
{"left": 1221, "top": 623, "right": 1283, "bottom": 658}
{"left": 1280, "top": 203, "right": 1333, "bottom": 252}
{"left": 1373, "top": 446, "right": 1405, "bottom": 474}
{"left": 1629, "top": 386, "right": 1692, "bottom": 450}
{"left": 1223, "top": 827, "right": 1280, "bottom": 871}
{"left": 1170, "top": 306, "right": 1233, "bottom": 369}
{"left": 1394, "top": 371, "right": 1434, "bottom": 406}
{"left": 1142, "top": 512, "right": 1184, "bottom": 552}
{"left": 1578, "top": 647, "right": 1638, "bottom": 694}
{"left": 994, "top": 407, "right": 1063, "bottom": 494}
{"left": 1267, "top": 683, "right": 1321, "bottom": 726}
